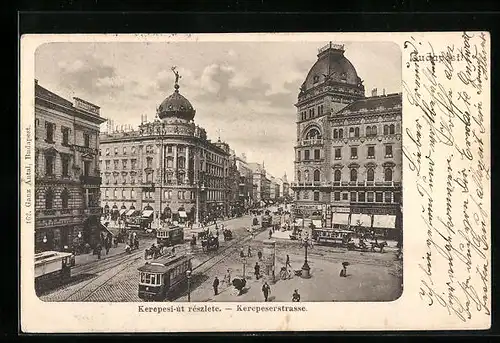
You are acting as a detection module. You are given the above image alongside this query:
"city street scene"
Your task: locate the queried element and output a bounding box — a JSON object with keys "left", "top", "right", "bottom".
{"left": 34, "top": 40, "right": 403, "bottom": 302}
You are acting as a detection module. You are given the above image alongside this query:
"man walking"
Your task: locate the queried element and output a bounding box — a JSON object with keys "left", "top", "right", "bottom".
{"left": 213, "top": 276, "right": 220, "bottom": 296}
{"left": 262, "top": 282, "right": 271, "bottom": 302}
{"left": 254, "top": 262, "right": 260, "bottom": 280}
{"left": 247, "top": 246, "right": 252, "bottom": 257}
{"left": 285, "top": 254, "right": 292, "bottom": 269}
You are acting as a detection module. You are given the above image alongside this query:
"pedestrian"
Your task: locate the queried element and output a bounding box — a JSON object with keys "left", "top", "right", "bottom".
{"left": 262, "top": 281, "right": 271, "bottom": 302}
{"left": 96, "top": 244, "right": 102, "bottom": 260}
{"left": 247, "top": 246, "right": 252, "bottom": 257}
{"left": 213, "top": 276, "right": 220, "bottom": 296}
{"left": 292, "top": 289, "right": 301, "bottom": 302}
{"left": 224, "top": 269, "right": 232, "bottom": 287}
{"left": 240, "top": 247, "right": 245, "bottom": 258}
{"left": 340, "top": 262, "right": 349, "bottom": 277}
{"left": 285, "top": 254, "right": 292, "bottom": 269}
{"left": 105, "top": 241, "right": 110, "bottom": 255}
{"left": 269, "top": 229, "right": 272, "bottom": 239}
{"left": 257, "top": 251, "right": 263, "bottom": 261}
{"left": 254, "top": 262, "right": 260, "bottom": 280}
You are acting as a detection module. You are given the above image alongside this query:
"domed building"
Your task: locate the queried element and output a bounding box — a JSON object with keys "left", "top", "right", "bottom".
{"left": 99, "top": 71, "right": 234, "bottom": 227}
{"left": 292, "top": 42, "right": 403, "bottom": 239}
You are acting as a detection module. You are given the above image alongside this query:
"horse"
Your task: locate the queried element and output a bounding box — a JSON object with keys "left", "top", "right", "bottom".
{"left": 370, "top": 241, "right": 388, "bottom": 253}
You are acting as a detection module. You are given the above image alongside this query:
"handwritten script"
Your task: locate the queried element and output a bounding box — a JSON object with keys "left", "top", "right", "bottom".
{"left": 403, "top": 32, "right": 490, "bottom": 324}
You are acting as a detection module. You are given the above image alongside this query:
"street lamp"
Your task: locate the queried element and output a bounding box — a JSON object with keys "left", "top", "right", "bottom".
{"left": 300, "top": 236, "right": 313, "bottom": 278}
{"left": 186, "top": 269, "right": 192, "bottom": 302}
{"left": 42, "top": 235, "right": 47, "bottom": 244}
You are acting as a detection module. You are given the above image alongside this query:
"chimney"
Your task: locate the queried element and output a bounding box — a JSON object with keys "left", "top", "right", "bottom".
{"left": 383, "top": 88, "right": 386, "bottom": 96}
{"left": 371, "top": 88, "right": 377, "bottom": 97}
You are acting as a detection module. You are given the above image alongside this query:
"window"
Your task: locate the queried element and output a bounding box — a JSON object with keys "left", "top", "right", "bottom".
{"left": 349, "top": 127, "right": 355, "bottom": 138}
{"left": 45, "top": 122, "right": 54, "bottom": 143}
{"left": 131, "top": 146, "right": 136, "bottom": 154}
{"left": 106, "top": 148, "right": 110, "bottom": 156}
{"left": 105, "top": 189, "right": 109, "bottom": 198}
{"left": 313, "top": 191, "right": 320, "bottom": 201}
{"left": 385, "top": 168, "right": 393, "bottom": 182}
{"left": 350, "top": 192, "right": 357, "bottom": 202}
{"left": 122, "top": 189, "right": 126, "bottom": 198}
{"left": 333, "top": 129, "right": 338, "bottom": 139}
{"left": 394, "top": 192, "right": 401, "bottom": 204}
{"left": 62, "top": 156, "right": 70, "bottom": 176}
{"left": 334, "top": 148, "right": 341, "bottom": 159}
{"left": 146, "top": 157, "right": 153, "bottom": 168}
{"left": 297, "top": 151, "right": 301, "bottom": 162}
{"left": 178, "top": 157, "right": 185, "bottom": 169}
{"left": 303, "top": 191, "right": 309, "bottom": 199}
{"left": 105, "top": 160, "right": 110, "bottom": 170}
{"left": 384, "top": 125, "right": 389, "bottom": 135}
{"left": 122, "top": 160, "right": 127, "bottom": 169}
{"left": 178, "top": 191, "right": 182, "bottom": 199}
{"left": 350, "top": 169, "right": 357, "bottom": 182}
{"left": 45, "top": 155, "right": 54, "bottom": 176}
{"left": 297, "top": 171, "right": 301, "bottom": 182}
{"left": 123, "top": 147, "right": 127, "bottom": 155}
{"left": 367, "top": 168, "right": 375, "bottom": 181}
{"left": 338, "top": 129, "right": 343, "bottom": 138}
{"left": 355, "top": 127, "right": 360, "bottom": 137}
{"left": 84, "top": 133, "right": 90, "bottom": 147}
{"left": 304, "top": 170, "right": 309, "bottom": 181}
{"left": 83, "top": 161, "right": 91, "bottom": 176}
{"left": 131, "top": 159, "right": 137, "bottom": 169}
{"left": 313, "top": 170, "right": 320, "bottom": 182}
{"left": 166, "top": 157, "right": 173, "bottom": 168}
{"left": 350, "top": 147, "right": 358, "bottom": 159}
{"left": 390, "top": 124, "right": 395, "bottom": 134}
{"left": 385, "top": 145, "right": 393, "bottom": 157}
{"left": 45, "top": 188, "right": 54, "bottom": 209}
{"left": 367, "top": 192, "right": 374, "bottom": 202}
{"left": 342, "top": 193, "right": 348, "bottom": 200}
{"left": 385, "top": 191, "right": 392, "bottom": 203}
{"left": 372, "top": 125, "right": 377, "bottom": 136}
{"left": 334, "top": 169, "right": 341, "bottom": 181}
{"left": 62, "top": 127, "right": 70, "bottom": 145}
{"left": 167, "top": 145, "right": 173, "bottom": 153}
{"left": 366, "top": 126, "right": 372, "bottom": 137}
{"left": 358, "top": 191, "right": 365, "bottom": 202}
{"left": 113, "top": 160, "right": 119, "bottom": 170}
{"left": 304, "top": 150, "right": 310, "bottom": 160}
{"left": 334, "top": 191, "right": 341, "bottom": 201}
{"left": 376, "top": 192, "right": 383, "bottom": 203}
{"left": 367, "top": 146, "right": 375, "bottom": 158}
{"left": 178, "top": 146, "right": 184, "bottom": 153}
{"left": 306, "top": 128, "right": 321, "bottom": 140}
{"left": 114, "top": 189, "right": 117, "bottom": 198}
{"left": 114, "top": 147, "right": 118, "bottom": 155}
{"left": 314, "top": 149, "right": 320, "bottom": 160}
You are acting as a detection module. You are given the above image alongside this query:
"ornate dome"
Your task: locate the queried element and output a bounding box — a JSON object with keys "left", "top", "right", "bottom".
{"left": 157, "top": 70, "right": 196, "bottom": 121}
{"left": 301, "top": 43, "right": 363, "bottom": 92}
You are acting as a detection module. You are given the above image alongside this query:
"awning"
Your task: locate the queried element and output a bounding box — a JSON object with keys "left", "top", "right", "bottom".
{"left": 119, "top": 209, "right": 127, "bottom": 215}
{"left": 332, "top": 213, "right": 350, "bottom": 225}
{"left": 350, "top": 213, "right": 372, "bottom": 227}
{"left": 373, "top": 215, "right": 396, "bottom": 229}
{"left": 125, "top": 209, "right": 137, "bottom": 216}
{"left": 178, "top": 211, "right": 187, "bottom": 218}
{"left": 312, "top": 219, "right": 322, "bottom": 228}
{"left": 142, "top": 210, "right": 154, "bottom": 218}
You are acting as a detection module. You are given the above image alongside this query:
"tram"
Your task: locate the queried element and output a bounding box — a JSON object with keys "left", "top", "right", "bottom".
{"left": 137, "top": 254, "right": 193, "bottom": 301}
{"left": 34, "top": 251, "right": 74, "bottom": 293}
{"left": 311, "top": 228, "right": 354, "bottom": 246}
{"left": 261, "top": 213, "right": 272, "bottom": 228}
{"left": 156, "top": 225, "right": 184, "bottom": 247}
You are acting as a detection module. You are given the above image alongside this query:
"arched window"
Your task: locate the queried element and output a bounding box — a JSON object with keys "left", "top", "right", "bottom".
{"left": 313, "top": 170, "right": 320, "bottom": 182}
{"left": 390, "top": 124, "right": 395, "bottom": 134}
{"left": 334, "top": 169, "right": 341, "bottom": 181}
{"left": 366, "top": 126, "right": 371, "bottom": 136}
{"left": 166, "top": 157, "right": 173, "bottom": 168}
{"left": 45, "top": 188, "right": 54, "bottom": 209}
{"left": 178, "top": 157, "right": 185, "bottom": 169}
{"left": 339, "top": 129, "right": 343, "bottom": 138}
{"left": 367, "top": 168, "right": 375, "bottom": 182}
{"left": 354, "top": 127, "right": 360, "bottom": 137}
{"left": 297, "top": 171, "right": 301, "bottom": 182}
{"left": 349, "top": 127, "right": 355, "bottom": 138}
{"left": 350, "top": 169, "right": 358, "bottom": 182}
{"left": 372, "top": 125, "right": 377, "bottom": 135}
{"left": 113, "top": 188, "right": 117, "bottom": 198}
{"left": 384, "top": 125, "right": 389, "bottom": 135}
{"left": 306, "top": 128, "right": 321, "bottom": 139}
{"left": 385, "top": 168, "right": 393, "bottom": 182}
{"left": 333, "top": 129, "right": 338, "bottom": 139}
{"left": 61, "top": 188, "right": 69, "bottom": 209}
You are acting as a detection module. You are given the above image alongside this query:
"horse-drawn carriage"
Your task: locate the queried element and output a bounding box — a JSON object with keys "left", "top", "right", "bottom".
{"left": 346, "top": 238, "right": 388, "bottom": 253}
{"left": 222, "top": 228, "right": 233, "bottom": 241}
{"left": 201, "top": 236, "right": 219, "bottom": 252}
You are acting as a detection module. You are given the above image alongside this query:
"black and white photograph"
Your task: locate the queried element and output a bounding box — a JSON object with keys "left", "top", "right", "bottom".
{"left": 32, "top": 40, "right": 403, "bottom": 303}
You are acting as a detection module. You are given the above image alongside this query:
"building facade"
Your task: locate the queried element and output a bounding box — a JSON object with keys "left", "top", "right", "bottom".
{"left": 235, "top": 154, "right": 254, "bottom": 210}
{"left": 291, "top": 42, "right": 402, "bottom": 233}
{"left": 34, "top": 80, "right": 106, "bottom": 252}
{"left": 99, "top": 77, "right": 231, "bottom": 224}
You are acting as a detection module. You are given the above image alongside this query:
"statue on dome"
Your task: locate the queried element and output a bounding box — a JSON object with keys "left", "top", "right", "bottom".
{"left": 171, "top": 66, "right": 181, "bottom": 85}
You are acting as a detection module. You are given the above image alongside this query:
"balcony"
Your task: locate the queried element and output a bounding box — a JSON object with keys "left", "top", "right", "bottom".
{"left": 297, "top": 138, "right": 324, "bottom": 147}
{"left": 80, "top": 175, "right": 102, "bottom": 185}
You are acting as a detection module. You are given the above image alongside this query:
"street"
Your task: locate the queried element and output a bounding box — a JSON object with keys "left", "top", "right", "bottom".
{"left": 39, "top": 214, "right": 402, "bottom": 302}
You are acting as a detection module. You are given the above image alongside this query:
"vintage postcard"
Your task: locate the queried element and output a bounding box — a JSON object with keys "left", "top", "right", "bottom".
{"left": 20, "top": 32, "right": 491, "bottom": 332}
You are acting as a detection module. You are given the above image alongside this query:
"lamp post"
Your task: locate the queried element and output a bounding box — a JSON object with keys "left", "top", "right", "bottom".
{"left": 301, "top": 236, "right": 312, "bottom": 278}
{"left": 186, "top": 269, "right": 192, "bottom": 302}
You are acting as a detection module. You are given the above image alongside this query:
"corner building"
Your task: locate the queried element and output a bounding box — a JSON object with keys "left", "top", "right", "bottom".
{"left": 34, "top": 80, "right": 106, "bottom": 252}
{"left": 291, "top": 43, "right": 402, "bottom": 235}
{"left": 99, "top": 79, "right": 231, "bottom": 224}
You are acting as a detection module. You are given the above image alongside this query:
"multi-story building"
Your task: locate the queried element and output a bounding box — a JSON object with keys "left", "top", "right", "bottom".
{"left": 235, "top": 154, "right": 253, "bottom": 210}
{"left": 281, "top": 172, "right": 290, "bottom": 199}
{"left": 291, "top": 42, "right": 402, "bottom": 235}
{"left": 226, "top": 150, "right": 241, "bottom": 216}
{"left": 248, "top": 162, "right": 266, "bottom": 204}
{"left": 34, "top": 80, "right": 106, "bottom": 252}
{"left": 99, "top": 76, "right": 231, "bottom": 224}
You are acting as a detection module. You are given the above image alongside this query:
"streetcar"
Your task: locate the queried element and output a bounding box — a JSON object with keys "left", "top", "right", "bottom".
{"left": 311, "top": 228, "right": 354, "bottom": 246}
{"left": 156, "top": 225, "right": 184, "bottom": 247}
{"left": 137, "top": 254, "right": 193, "bottom": 301}
{"left": 261, "top": 213, "right": 272, "bottom": 228}
{"left": 34, "top": 251, "right": 74, "bottom": 293}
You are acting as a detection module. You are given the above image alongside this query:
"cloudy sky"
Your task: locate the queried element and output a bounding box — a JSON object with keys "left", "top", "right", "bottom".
{"left": 35, "top": 40, "right": 401, "bottom": 179}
